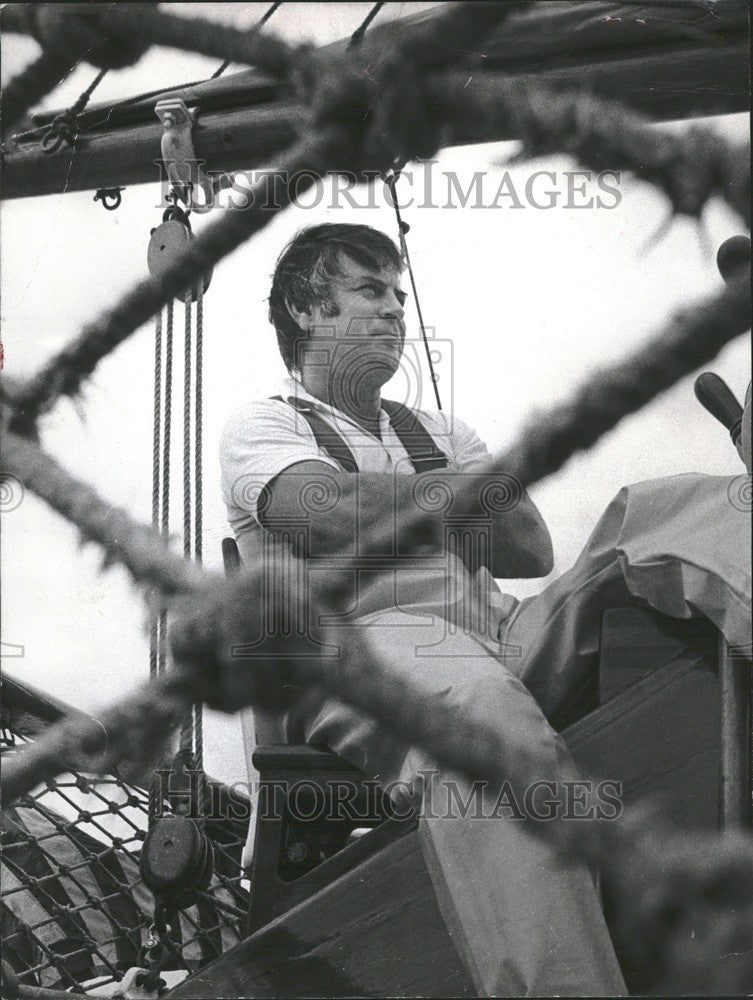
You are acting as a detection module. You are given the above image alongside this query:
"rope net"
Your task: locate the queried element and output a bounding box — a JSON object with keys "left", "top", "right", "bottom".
{"left": 0, "top": 732, "right": 250, "bottom": 993}
{"left": 2, "top": 0, "right": 750, "bottom": 803}
{"left": 1, "top": 2, "right": 750, "bottom": 991}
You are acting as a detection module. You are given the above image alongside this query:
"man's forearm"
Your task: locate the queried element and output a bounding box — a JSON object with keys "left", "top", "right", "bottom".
{"left": 261, "top": 465, "right": 552, "bottom": 577}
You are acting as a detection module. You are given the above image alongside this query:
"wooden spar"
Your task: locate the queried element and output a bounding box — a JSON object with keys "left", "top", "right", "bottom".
{"left": 2, "top": 102, "right": 302, "bottom": 201}
{"left": 19, "top": 0, "right": 748, "bottom": 132}
{"left": 2, "top": 41, "right": 749, "bottom": 202}
{"left": 1, "top": 0, "right": 748, "bottom": 200}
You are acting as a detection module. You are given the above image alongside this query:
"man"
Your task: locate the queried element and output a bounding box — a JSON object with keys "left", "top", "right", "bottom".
{"left": 220, "top": 223, "right": 627, "bottom": 996}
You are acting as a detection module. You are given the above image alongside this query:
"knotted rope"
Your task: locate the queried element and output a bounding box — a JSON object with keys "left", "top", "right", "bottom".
{"left": 3, "top": 266, "right": 749, "bottom": 806}
{"left": 1, "top": 49, "right": 78, "bottom": 137}
{"left": 1, "top": 2, "right": 155, "bottom": 138}
{"left": 1, "top": 1, "right": 750, "bottom": 808}
{"left": 1, "top": 431, "right": 204, "bottom": 600}
{"left": 40, "top": 66, "right": 109, "bottom": 155}
{"left": 77, "top": 3, "right": 296, "bottom": 80}
{"left": 211, "top": 1, "right": 283, "bottom": 79}
{"left": 2, "top": 138, "right": 324, "bottom": 434}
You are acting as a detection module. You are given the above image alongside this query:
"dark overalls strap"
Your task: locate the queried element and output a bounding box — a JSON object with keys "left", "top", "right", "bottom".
{"left": 381, "top": 399, "right": 449, "bottom": 472}
{"left": 270, "top": 395, "right": 359, "bottom": 472}
{"left": 269, "top": 396, "right": 449, "bottom": 474}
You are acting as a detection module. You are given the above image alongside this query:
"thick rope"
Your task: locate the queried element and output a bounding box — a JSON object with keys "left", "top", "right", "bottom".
{"left": 4, "top": 274, "right": 750, "bottom": 808}
{"left": 2, "top": 674, "right": 193, "bottom": 806}
{"left": 494, "top": 273, "right": 751, "bottom": 490}
{"left": 3, "top": 138, "right": 325, "bottom": 433}
{"left": 437, "top": 74, "right": 751, "bottom": 225}
{"left": 1, "top": 431, "right": 204, "bottom": 598}
{"left": 360, "top": 272, "right": 752, "bottom": 554}
{"left": 97, "top": 4, "right": 296, "bottom": 80}
{"left": 1, "top": 2, "right": 291, "bottom": 76}
{"left": 212, "top": 0, "right": 283, "bottom": 79}
{"left": 2, "top": 0, "right": 751, "bottom": 809}
{"left": 299, "top": 1, "right": 530, "bottom": 174}
{"left": 3, "top": 3, "right": 748, "bottom": 431}
{"left": 1, "top": 49, "right": 77, "bottom": 138}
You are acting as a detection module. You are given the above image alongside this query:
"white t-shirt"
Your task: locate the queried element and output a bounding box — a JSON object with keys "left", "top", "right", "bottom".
{"left": 220, "top": 377, "right": 494, "bottom": 563}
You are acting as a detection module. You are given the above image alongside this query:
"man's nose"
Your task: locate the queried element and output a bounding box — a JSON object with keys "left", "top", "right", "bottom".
{"left": 379, "top": 292, "right": 405, "bottom": 320}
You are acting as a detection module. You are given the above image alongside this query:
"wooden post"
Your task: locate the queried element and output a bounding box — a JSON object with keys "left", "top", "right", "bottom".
{"left": 719, "top": 633, "right": 752, "bottom": 828}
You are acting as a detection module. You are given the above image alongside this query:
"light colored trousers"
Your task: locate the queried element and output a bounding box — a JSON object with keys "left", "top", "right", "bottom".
{"left": 260, "top": 473, "right": 750, "bottom": 997}
{"left": 287, "top": 609, "right": 626, "bottom": 998}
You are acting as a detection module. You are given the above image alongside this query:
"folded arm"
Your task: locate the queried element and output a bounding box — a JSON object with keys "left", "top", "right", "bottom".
{"left": 259, "top": 461, "right": 553, "bottom": 578}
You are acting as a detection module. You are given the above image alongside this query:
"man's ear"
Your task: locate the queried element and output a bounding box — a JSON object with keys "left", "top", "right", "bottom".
{"left": 286, "top": 299, "right": 310, "bottom": 332}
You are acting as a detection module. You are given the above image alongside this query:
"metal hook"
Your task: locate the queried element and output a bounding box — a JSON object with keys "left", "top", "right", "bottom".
{"left": 155, "top": 99, "right": 216, "bottom": 215}
{"left": 94, "top": 187, "right": 125, "bottom": 211}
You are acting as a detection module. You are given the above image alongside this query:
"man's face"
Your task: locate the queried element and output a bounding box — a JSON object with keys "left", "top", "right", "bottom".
{"left": 301, "top": 254, "right": 407, "bottom": 396}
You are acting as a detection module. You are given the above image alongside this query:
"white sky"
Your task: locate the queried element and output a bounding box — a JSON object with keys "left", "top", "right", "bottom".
{"left": 1, "top": 3, "right": 750, "bottom": 785}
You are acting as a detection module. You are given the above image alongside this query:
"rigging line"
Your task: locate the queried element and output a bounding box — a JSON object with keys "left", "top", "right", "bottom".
{"left": 156, "top": 298, "right": 175, "bottom": 695}
{"left": 387, "top": 172, "right": 442, "bottom": 411}
{"left": 192, "top": 278, "right": 205, "bottom": 774}
{"left": 149, "top": 309, "right": 163, "bottom": 682}
{"left": 160, "top": 299, "right": 175, "bottom": 545}
{"left": 71, "top": 67, "right": 110, "bottom": 117}
{"left": 180, "top": 285, "right": 202, "bottom": 774}
{"left": 183, "top": 293, "right": 192, "bottom": 560}
{"left": 211, "top": 1, "right": 284, "bottom": 79}
{"left": 194, "top": 281, "right": 204, "bottom": 567}
{"left": 40, "top": 67, "right": 110, "bottom": 154}
{"left": 149, "top": 304, "right": 166, "bottom": 823}
{"left": 348, "top": 2, "right": 386, "bottom": 48}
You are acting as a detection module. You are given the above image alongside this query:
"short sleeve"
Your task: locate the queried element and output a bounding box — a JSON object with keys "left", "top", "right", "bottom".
{"left": 415, "top": 410, "right": 493, "bottom": 472}
{"left": 445, "top": 414, "right": 493, "bottom": 472}
{"left": 220, "top": 399, "right": 340, "bottom": 524}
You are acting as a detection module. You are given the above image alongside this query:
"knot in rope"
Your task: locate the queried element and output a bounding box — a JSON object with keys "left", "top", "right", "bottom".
{"left": 41, "top": 110, "right": 78, "bottom": 154}
{"left": 298, "top": 47, "right": 448, "bottom": 178}
{"left": 29, "top": 3, "right": 156, "bottom": 70}
{"left": 665, "top": 127, "right": 751, "bottom": 223}
{"left": 169, "top": 569, "right": 319, "bottom": 714}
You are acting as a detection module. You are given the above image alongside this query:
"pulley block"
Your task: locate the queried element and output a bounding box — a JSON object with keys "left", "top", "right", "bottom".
{"left": 147, "top": 206, "right": 212, "bottom": 302}
{"left": 140, "top": 815, "right": 214, "bottom": 909}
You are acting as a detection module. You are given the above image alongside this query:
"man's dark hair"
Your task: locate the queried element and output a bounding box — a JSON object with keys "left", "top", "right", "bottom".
{"left": 268, "top": 223, "right": 403, "bottom": 374}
